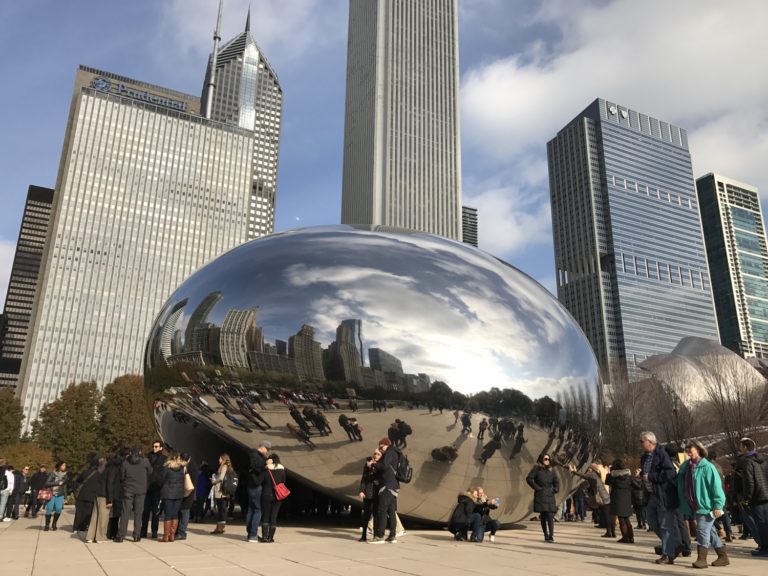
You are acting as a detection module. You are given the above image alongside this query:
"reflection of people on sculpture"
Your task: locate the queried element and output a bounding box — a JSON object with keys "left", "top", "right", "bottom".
{"left": 242, "top": 396, "right": 270, "bottom": 427}
{"left": 479, "top": 434, "right": 502, "bottom": 465}
{"left": 499, "top": 418, "right": 516, "bottom": 442}
{"left": 453, "top": 409, "right": 460, "bottom": 424}
{"left": 431, "top": 445, "right": 459, "bottom": 463}
{"left": 489, "top": 416, "right": 499, "bottom": 435}
{"left": 478, "top": 418, "right": 488, "bottom": 440}
{"left": 527, "top": 454, "right": 559, "bottom": 542}
{"left": 358, "top": 451, "right": 380, "bottom": 542}
{"left": 460, "top": 411, "right": 472, "bottom": 435}
{"left": 395, "top": 419, "right": 412, "bottom": 448}
{"left": 289, "top": 406, "right": 311, "bottom": 436}
{"left": 222, "top": 410, "right": 253, "bottom": 433}
{"left": 303, "top": 407, "right": 331, "bottom": 436}
{"left": 236, "top": 399, "right": 269, "bottom": 431}
{"left": 349, "top": 417, "right": 363, "bottom": 441}
{"left": 474, "top": 487, "right": 501, "bottom": 542}
{"left": 338, "top": 414, "right": 357, "bottom": 441}
{"left": 348, "top": 399, "right": 358, "bottom": 412}
{"left": 509, "top": 431, "right": 528, "bottom": 459}
{"left": 286, "top": 422, "right": 316, "bottom": 449}
{"left": 448, "top": 490, "right": 482, "bottom": 541}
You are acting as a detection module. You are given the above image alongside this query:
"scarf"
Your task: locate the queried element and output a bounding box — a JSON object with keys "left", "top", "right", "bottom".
{"left": 684, "top": 459, "right": 699, "bottom": 512}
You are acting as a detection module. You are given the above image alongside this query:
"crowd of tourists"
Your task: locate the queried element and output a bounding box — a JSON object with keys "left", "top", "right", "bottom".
{"left": 525, "top": 432, "right": 768, "bottom": 569}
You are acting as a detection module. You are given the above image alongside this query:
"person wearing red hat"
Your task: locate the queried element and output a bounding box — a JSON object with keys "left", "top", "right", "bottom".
{"left": 370, "top": 437, "right": 399, "bottom": 544}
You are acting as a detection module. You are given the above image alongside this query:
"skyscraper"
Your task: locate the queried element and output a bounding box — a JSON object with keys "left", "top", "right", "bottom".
{"left": 547, "top": 98, "right": 720, "bottom": 381}
{"left": 341, "top": 0, "right": 462, "bottom": 240}
{"left": 697, "top": 173, "right": 768, "bottom": 358}
{"left": 17, "top": 66, "right": 255, "bottom": 426}
{"left": 0, "top": 186, "right": 53, "bottom": 388}
{"left": 201, "top": 11, "right": 283, "bottom": 239}
{"left": 462, "top": 206, "right": 478, "bottom": 248}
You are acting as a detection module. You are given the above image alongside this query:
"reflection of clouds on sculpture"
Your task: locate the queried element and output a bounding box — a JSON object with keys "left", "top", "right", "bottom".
{"left": 145, "top": 226, "right": 603, "bottom": 525}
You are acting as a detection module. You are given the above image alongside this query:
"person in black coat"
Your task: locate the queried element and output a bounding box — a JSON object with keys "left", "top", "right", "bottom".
{"left": 73, "top": 458, "right": 102, "bottom": 532}
{"left": 85, "top": 457, "right": 108, "bottom": 543}
{"left": 118, "top": 448, "right": 152, "bottom": 542}
{"left": 449, "top": 490, "right": 482, "bottom": 541}
{"left": 631, "top": 467, "right": 647, "bottom": 530}
{"left": 260, "top": 453, "right": 287, "bottom": 543}
{"left": 105, "top": 450, "right": 126, "bottom": 540}
{"left": 28, "top": 465, "right": 48, "bottom": 518}
{"left": 606, "top": 459, "right": 634, "bottom": 543}
{"left": 526, "top": 454, "right": 559, "bottom": 542}
{"left": 158, "top": 452, "right": 185, "bottom": 542}
{"left": 358, "top": 451, "right": 380, "bottom": 542}
{"left": 479, "top": 434, "right": 502, "bottom": 465}
{"left": 141, "top": 440, "right": 167, "bottom": 539}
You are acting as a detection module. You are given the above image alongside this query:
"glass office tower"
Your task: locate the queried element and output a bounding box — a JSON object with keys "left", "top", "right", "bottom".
{"left": 17, "top": 67, "right": 255, "bottom": 427}
{"left": 548, "top": 98, "right": 720, "bottom": 381}
{"left": 341, "top": 0, "right": 462, "bottom": 241}
{"left": 201, "top": 13, "right": 283, "bottom": 239}
{"left": 697, "top": 173, "right": 768, "bottom": 358}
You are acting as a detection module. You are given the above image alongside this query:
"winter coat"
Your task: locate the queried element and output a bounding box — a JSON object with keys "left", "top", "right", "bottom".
{"left": 450, "top": 494, "right": 477, "bottom": 525}
{"left": 572, "top": 468, "right": 610, "bottom": 508}
{"left": 181, "top": 461, "right": 198, "bottom": 510}
{"left": 147, "top": 452, "right": 167, "bottom": 491}
{"left": 160, "top": 465, "right": 186, "bottom": 500}
{"left": 248, "top": 449, "right": 267, "bottom": 489}
{"left": 606, "top": 469, "right": 633, "bottom": 518}
{"left": 262, "top": 464, "right": 287, "bottom": 504}
{"left": 374, "top": 446, "right": 400, "bottom": 492}
{"left": 75, "top": 466, "right": 102, "bottom": 502}
{"left": 475, "top": 498, "right": 499, "bottom": 525}
{"left": 676, "top": 458, "right": 726, "bottom": 517}
{"left": 30, "top": 471, "right": 48, "bottom": 491}
{"left": 121, "top": 456, "right": 152, "bottom": 496}
{"left": 526, "top": 465, "right": 559, "bottom": 513}
{"left": 734, "top": 453, "right": 768, "bottom": 505}
{"left": 46, "top": 471, "right": 69, "bottom": 497}
{"left": 359, "top": 461, "right": 379, "bottom": 500}
{"left": 105, "top": 458, "right": 124, "bottom": 506}
{"left": 642, "top": 443, "right": 679, "bottom": 509}
{"left": 630, "top": 475, "right": 647, "bottom": 507}
{"left": 212, "top": 463, "right": 230, "bottom": 499}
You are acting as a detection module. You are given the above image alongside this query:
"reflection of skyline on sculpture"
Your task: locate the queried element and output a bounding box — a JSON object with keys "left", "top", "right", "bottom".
{"left": 148, "top": 227, "right": 598, "bottom": 401}
{"left": 145, "top": 226, "right": 603, "bottom": 524}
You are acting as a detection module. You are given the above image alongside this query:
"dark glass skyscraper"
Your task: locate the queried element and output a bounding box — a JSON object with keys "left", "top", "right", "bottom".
{"left": 548, "top": 98, "right": 719, "bottom": 381}
{"left": 697, "top": 173, "right": 768, "bottom": 358}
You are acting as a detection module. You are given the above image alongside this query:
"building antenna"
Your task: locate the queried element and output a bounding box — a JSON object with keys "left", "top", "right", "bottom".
{"left": 204, "top": 0, "right": 224, "bottom": 119}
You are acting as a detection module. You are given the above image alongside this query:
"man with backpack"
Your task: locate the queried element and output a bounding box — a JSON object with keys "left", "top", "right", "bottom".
{"left": 370, "top": 437, "right": 402, "bottom": 544}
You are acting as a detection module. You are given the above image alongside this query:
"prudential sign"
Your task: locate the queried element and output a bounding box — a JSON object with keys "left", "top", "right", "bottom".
{"left": 90, "top": 77, "right": 188, "bottom": 112}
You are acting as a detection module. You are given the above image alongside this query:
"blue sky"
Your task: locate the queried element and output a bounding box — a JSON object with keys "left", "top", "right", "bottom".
{"left": 1, "top": 0, "right": 767, "bottom": 304}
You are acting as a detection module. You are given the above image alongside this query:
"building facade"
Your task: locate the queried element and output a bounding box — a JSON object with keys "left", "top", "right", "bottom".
{"left": 0, "top": 186, "right": 54, "bottom": 388}
{"left": 547, "top": 98, "right": 720, "bottom": 381}
{"left": 341, "top": 0, "right": 462, "bottom": 240}
{"left": 462, "top": 206, "right": 478, "bottom": 247}
{"left": 697, "top": 173, "right": 768, "bottom": 358}
{"left": 17, "top": 66, "right": 255, "bottom": 426}
{"left": 201, "top": 14, "right": 283, "bottom": 239}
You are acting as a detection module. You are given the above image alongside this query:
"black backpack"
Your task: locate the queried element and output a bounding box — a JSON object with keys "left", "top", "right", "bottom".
{"left": 399, "top": 422, "right": 413, "bottom": 436}
{"left": 221, "top": 468, "right": 239, "bottom": 496}
{"left": 392, "top": 448, "right": 413, "bottom": 483}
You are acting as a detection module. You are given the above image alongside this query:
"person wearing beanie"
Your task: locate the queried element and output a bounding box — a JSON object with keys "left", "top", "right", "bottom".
{"left": 677, "top": 440, "right": 729, "bottom": 568}
{"left": 370, "top": 437, "right": 399, "bottom": 544}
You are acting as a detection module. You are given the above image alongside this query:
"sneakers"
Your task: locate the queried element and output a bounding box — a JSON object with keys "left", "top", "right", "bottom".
{"left": 396, "top": 530, "right": 406, "bottom": 537}
{"left": 2, "top": 518, "right": 12, "bottom": 522}
{"left": 368, "top": 537, "right": 386, "bottom": 544}
{"left": 489, "top": 535, "right": 496, "bottom": 543}
{"left": 385, "top": 536, "right": 398, "bottom": 543}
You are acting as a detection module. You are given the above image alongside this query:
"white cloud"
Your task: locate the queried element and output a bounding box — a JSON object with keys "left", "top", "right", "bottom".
{"left": 0, "top": 239, "right": 16, "bottom": 305}
{"left": 460, "top": 0, "right": 768, "bottom": 259}
{"left": 158, "top": 0, "right": 346, "bottom": 70}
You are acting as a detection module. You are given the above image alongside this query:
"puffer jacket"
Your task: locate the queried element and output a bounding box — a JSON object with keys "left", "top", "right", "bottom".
{"left": 160, "top": 465, "right": 186, "bottom": 500}
{"left": 450, "top": 494, "right": 477, "bottom": 525}
{"left": 734, "top": 452, "right": 768, "bottom": 505}
{"left": 526, "top": 465, "right": 559, "bottom": 513}
{"left": 606, "top": 469, "right": 632, "bottom": 518}
{"left": 359, "top": 461, "right": 378, "bottom": 500}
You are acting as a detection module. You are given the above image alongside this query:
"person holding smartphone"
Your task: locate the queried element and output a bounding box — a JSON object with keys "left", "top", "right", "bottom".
{"left": 676, "top": 439, "right": 729, "bottom": 568}
{"left": 474, "top": 487, "right": 501, "bottom": 542}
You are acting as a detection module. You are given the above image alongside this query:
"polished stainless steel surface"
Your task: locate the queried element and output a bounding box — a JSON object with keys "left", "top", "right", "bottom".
{"left": 145, "top": 226, "right": 602, "bottom": 523}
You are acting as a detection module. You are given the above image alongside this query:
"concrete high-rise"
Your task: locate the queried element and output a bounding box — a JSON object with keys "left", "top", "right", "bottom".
{"left": 0, "top": 186, "right": 54, "bottom": 388}
{"left": 462, "top": 206, "right": 478, "bottom": 248}
{"left": 17, "top": 66, "right": 255, "bottom": 427}
{"left": 201, "top": 11, "right": 283, "bottom": 239}
{"left": 697, "top": 174, "right": 768, "bottom": 358}
{"left": 341, "top": 0, "right": 462, "bottom": 240}
{"left": 547, "top": 98, "right": 720, "bottom": 381}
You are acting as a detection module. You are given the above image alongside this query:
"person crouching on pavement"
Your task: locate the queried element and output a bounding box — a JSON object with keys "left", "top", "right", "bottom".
{"left": 449, "top": 489, "right": 482, "bottom": 541}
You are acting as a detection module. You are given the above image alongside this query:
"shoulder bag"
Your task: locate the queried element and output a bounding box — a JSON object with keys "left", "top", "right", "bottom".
{"left": 268, "top": 469, "right": 290, "bottom": 501}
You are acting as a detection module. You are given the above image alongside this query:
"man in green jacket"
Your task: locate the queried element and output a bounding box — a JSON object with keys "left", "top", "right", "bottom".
{"left": 676, "top": 439, "right": 729, "bottom": 569}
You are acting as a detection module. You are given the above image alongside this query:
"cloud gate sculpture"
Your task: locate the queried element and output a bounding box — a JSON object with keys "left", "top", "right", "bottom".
{"left": 145, "top": 226, "right": 602, "bottom": 524}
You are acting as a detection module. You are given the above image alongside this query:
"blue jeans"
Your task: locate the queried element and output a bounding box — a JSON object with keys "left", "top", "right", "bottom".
{"left": 45, "top": 495, "right": 65, "bottom": 515}
{"left": 695, "top": 513, "right": 723, "bottom": 549}
{"left": 177, "top": 509, "right": 190, "bottom": 537}
{"left": 646, "top": 497, "right": 680, "bottom": 558}
{"left": 745, "top": 501, "right": 768, "bottom": 549}
{"left": 163, "top": 498, "right": 182, "bottom": 520}
{"left": 245, "top": 486, "right": 263, "bottom": 538}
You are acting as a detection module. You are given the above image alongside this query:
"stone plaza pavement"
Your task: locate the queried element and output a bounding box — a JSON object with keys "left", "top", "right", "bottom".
{"left": 1, "top": 509, "right": 764, "bottom": 576}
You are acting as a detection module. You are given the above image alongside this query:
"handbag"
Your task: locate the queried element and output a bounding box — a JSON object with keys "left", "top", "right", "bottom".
{"left": 37, "top": 488, "right": 53, "bottom": 501}
{"left": 267, "top": 469, "right": 290, "bottom": 501}
{"left": 183, "top": 467, "right": 194, "bottom": 497}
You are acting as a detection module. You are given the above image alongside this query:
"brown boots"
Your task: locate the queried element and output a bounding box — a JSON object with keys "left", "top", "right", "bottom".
{"left": 711, "top": 546, "right": 729, "bottom": 567}
{"left": 160, "top": 520, "right": 179, "bottom": 542}
{"left": 210, "top": 523, "right": 225, "bottom": 535}
{"left": 693, "top": 546, "right": 709, "bottom": 568}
